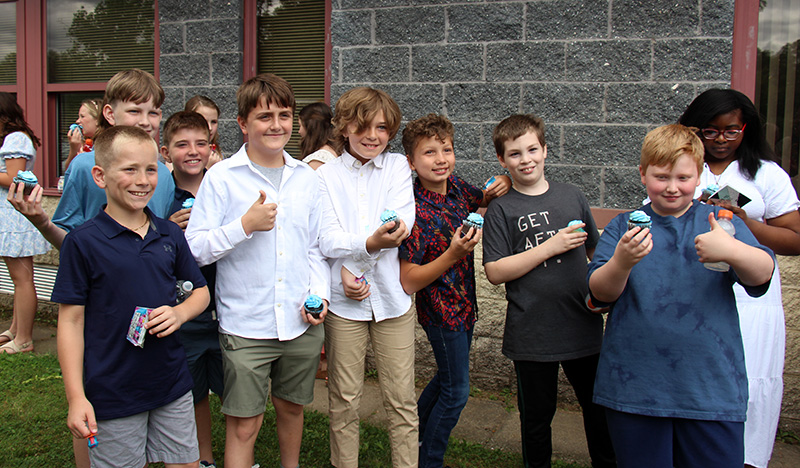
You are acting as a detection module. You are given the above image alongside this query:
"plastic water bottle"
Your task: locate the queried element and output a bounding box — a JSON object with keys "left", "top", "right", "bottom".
{"left": 704, "top": 209, "right": 735, "bottom": 272}
{"left": 176, "top": 280, "right": 194, "bottom": 303}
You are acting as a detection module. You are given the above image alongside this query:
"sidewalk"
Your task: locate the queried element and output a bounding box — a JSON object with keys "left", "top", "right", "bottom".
{"left": 16, "top": 319, "right": 800, "bottom": 467}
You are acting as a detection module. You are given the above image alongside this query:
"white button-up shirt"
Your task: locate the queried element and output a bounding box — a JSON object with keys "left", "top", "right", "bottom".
{"left": 186, "top": 144, "right": 330, "bottom": 340}
{"left": 317, "top": 150, "right": 414, "bottom": 321}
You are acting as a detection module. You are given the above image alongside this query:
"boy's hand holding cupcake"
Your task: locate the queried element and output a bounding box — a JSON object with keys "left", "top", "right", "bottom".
{"left": 302, "top": 294, "right": 328, "bottom": 325}
{"left": 537, "top": 220, "right": 589, "bottom": 260}
{"left": 366, "top": 210, "right": 408, "bottom": 253}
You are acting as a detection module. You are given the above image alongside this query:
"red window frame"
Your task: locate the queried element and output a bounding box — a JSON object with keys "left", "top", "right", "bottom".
{"left": 3, "top": 0, "right": 160, "bottom": 195}
{"left": 731, "top": 0, "right": 759, "bottom": 100}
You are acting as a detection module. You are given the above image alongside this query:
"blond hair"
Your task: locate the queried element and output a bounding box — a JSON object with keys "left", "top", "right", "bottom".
{"left": 94, "top": 126, "right": 157, "bottom": 169}
{"left": 640, "top": 124, "right": 704, "bottom": 174}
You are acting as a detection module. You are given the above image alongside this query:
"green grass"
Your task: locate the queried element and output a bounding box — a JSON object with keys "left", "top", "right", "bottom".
{"left": 0, "top": 353, "right": 575, "bottom": 467}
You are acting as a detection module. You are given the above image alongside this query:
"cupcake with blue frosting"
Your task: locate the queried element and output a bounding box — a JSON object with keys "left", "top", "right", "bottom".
{"left": 13, "top": 170, "right": 38, "bottom": 196}
{"left": 462, "top": 212, "right": 484, "bottom": 231}
{"left": 627, "top": 210, "right": 652, "bottom": 231}
{"left": 381, "top": 209, "right": 399, "bottom": 233}
{"left": 304, "top": 294, "right": 324, "bottom": 319}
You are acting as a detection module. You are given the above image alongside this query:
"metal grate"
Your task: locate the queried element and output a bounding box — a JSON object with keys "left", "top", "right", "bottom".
{"left": 0, "top": 262, "right": 57, "bottom": 302}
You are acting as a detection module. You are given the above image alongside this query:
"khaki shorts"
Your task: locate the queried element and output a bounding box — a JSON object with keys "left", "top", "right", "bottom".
{"left": 219, "top": 325, "right": 324, "bottom": 418}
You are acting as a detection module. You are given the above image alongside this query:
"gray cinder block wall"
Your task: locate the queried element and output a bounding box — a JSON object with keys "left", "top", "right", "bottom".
{"left": 331, "top": 0, "right": 733, "bottom": 209}
{"left": 158, "top": 0, "right": 244, "bottom": 154}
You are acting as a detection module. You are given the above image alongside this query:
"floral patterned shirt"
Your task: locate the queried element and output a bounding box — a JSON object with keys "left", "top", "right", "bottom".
{"left": 399, "top": 175, "right": 483, "bottom": 331}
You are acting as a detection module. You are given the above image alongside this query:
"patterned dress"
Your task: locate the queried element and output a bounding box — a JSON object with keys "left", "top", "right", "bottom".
{"left": 0, "top": 132, "right": 51, "bottom": 257}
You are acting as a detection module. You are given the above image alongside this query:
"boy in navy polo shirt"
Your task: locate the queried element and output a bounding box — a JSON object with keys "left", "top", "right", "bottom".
{"left": 161, "top": 111, "right": 222, "bottom": 468}
{"left": 398, "top": 114, "right": 509, "bottom": 467}
{"left": 53, "top": 125, "right": 210, "bottom": 468}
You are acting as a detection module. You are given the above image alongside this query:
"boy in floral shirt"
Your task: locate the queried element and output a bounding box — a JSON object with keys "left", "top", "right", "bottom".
{"left": 398, "top": 114, "right": 509, "bottom": 467}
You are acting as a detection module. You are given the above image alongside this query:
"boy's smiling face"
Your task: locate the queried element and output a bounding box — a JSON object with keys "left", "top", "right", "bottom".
{"left": 497, "top": 130, "right": 547, "bottom": 194}
{"left": 640, "top": 153, "right": 701, "bottom": 217}
{"left": 96, "top": 138, "right": 159, "bottom": 214}
{"left": 103, "top": 97, "right": 162, "bottom": 139}
{"left": 408, "top": 135, "right": 455, "bottom": 194}
{"left": 346, "top": 110, "right": 390, "bottom": 163}
{"left": 162, "top": 128, "right": 210, "bottom": 178}
{"left": 238, "top": 96, "right": 293, "bottom": 164}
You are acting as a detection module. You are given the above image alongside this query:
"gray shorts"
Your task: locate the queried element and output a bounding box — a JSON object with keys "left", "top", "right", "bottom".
{"left": 220, "top": 324, "right": 324, "bottom": 418}
{"left": 88, "top": 391, "right": 198, "bottom": 468}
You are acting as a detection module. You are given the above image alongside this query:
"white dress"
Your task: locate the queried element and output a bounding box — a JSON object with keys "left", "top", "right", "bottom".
{"left": 302, "top": 148, "right": 337, "bottom": 166}
{"left": 0, "top": 132, "right": 51, "bottom": 257}
{"left": 698, "top": 159, "right": 798, "bottom": 468}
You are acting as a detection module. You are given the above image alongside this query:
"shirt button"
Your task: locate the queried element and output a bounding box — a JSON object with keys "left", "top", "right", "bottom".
{"left": 278, "top": 278, "right": 283, "bottom": 282}
{"left": 277, "top": 303, "right": 282, "bottom": 308}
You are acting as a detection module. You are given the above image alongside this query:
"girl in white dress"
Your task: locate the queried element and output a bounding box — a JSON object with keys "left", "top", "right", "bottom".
{"left": 298, "top": 102, "right": 339, "bottom": 170}
{"left": 0, "top": 92, "right": 52, "bottom": 354}
{"left": 680, "top": 88, "right": 800, "bottom": 468}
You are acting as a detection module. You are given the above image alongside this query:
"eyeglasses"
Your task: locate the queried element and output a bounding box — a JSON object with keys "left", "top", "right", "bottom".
{"left": 700, "top": 124, "right": 746, "bottom": 141}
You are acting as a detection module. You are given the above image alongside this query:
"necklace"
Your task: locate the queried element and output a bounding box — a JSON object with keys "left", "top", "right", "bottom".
{"left": 130, "top": 216, "right": 149, "bottom": 232}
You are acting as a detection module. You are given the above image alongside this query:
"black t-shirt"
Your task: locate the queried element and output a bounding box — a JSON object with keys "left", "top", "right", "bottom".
{"left": 482, "top": 182, "right": 603, "bottom": 361}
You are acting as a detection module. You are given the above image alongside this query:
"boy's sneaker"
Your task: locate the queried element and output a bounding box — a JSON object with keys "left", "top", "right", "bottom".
{"left": 199, "top": 461, "right": 216, "bottom": 468}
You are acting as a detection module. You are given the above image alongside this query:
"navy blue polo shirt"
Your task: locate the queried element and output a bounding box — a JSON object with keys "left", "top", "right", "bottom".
{"left": 52, "top": 207, "right": 206, "bottom": 420}
{"left": 169, "top": 173, "right": 217, "bottom": 333}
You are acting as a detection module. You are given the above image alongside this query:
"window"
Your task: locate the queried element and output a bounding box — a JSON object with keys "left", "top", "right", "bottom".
{"left": 5, "top": 0, "right": 156, "bottom": 192}
{"left": 732, "top": 0, "right": 799, "bottom": 192}
{"left": 248, "top": 0, "right": 329, "bottom": 156}
{"left": 754, "top": 0, "right": 799, "bottom": 185}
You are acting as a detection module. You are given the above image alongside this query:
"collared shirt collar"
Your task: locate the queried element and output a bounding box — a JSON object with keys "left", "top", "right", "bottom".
{"left": 94, "top": 206, "right": 163, "bottom": 239}
{"left": 228, "top": 144, "right": 298, "bottom": 170}
{"left": 340, "top": 149, "right": 386, "bottom": 170}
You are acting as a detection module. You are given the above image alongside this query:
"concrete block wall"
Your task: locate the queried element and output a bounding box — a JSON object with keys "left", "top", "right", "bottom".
{"left": 330, "top": 0, "right": 734, "bottom": 209}
{"left": 158, "top": 0, "right": 244, "bottom": 155}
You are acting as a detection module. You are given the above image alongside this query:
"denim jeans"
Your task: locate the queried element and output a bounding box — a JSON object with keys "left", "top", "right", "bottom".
{"left": 418, "top": 326, "right": 473, "bottom": 468}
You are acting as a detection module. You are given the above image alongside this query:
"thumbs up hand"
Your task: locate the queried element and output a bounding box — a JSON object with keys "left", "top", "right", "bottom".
{"left": 241, "top": 190, "right": 278, "bottom": 235}
{"left": 695, "top": 212, "right": 736, "bottom": 264}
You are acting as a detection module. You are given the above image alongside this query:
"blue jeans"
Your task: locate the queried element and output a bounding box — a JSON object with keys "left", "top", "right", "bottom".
{"left": 418, "top": 326, "right": 473, "bottom": 468}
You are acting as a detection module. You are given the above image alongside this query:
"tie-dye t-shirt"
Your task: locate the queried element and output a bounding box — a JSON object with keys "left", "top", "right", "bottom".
{"left": 588, "top": 201, "right": 773, "bottom": 421}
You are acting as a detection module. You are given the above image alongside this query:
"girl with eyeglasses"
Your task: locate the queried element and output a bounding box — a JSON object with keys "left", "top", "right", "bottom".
{"left": 679, "top": 88, "right": 800, "bottom": 468}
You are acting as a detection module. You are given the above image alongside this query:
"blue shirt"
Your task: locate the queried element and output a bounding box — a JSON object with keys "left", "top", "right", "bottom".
{"left": 51, "top": 207, "right": 206, "bottom": 420}
{"left": 587, "top": 201, "right": 773, "bottom": 422}
{"left": 53, "top": 150, "right": 175, "bottom": 232}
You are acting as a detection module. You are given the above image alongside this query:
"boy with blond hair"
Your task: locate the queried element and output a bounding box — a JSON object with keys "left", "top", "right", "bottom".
{"left": 7, "top": 68, "right": 175, "bottom": 249}
{"left": 588, "top": 124, "right": 774, "bottom": 466}
{"left": 398, "top": 113, "right": 510, "bottom": 467}
{"left": 53, "top": 125, "right": 210, "bottom": 468}
{"left": 317, "top": 87, "right": 417, "bottom": 468}
{"left": 186, "top": 73, "right": 329, "bottom": 468}
{"left": 483, "top": 114, "right": 616, "bottom": 468}
{"left": 162, "top": 110, "right": 222, "bottom": 468}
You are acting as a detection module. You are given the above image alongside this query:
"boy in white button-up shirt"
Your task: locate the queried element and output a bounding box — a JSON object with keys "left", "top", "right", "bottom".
{"left": 185, "top": 74, "right": 330, "bottom": 468}
{"left": 317, "top": 87, "right": 417, "bottom": 468}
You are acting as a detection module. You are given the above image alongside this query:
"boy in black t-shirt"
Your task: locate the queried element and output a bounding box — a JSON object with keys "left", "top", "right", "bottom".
{"left": 482, "top": 114, "right": 615, "bottom": 468}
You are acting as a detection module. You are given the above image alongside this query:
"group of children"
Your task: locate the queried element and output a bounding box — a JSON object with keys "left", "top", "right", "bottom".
{"left": 3, "top": 66, "right": 778, "bottom": 468}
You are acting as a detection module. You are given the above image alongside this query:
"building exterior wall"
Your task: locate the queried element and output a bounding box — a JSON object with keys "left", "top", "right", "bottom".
{"left": 13, "top": 0, "right": 800, "bottom": 433}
